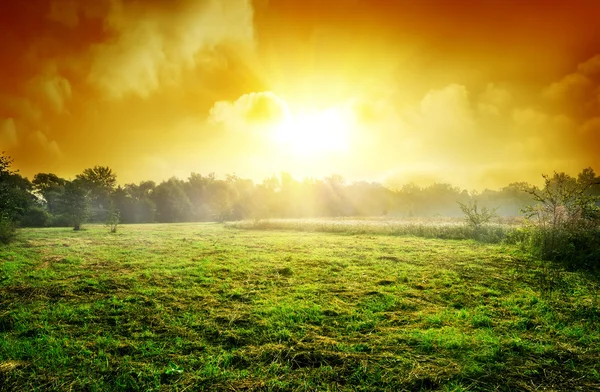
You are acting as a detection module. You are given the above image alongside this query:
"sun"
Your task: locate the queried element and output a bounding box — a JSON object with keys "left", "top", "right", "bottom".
{"left": 273, "top": 107, "right": 353, "bottom": 156}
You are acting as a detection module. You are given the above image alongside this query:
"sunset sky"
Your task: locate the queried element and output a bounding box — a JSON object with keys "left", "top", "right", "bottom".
{"left": 1, "top": 0, "right": 599, "bottom": 189}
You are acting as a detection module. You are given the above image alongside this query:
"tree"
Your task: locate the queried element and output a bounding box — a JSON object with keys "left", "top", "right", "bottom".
{"left": 185, "top": 173, "right": 211, "bottom": 220}
{"left": 152, "top": 178, "right": 192, "bottom": 223}
{"left": 207, "top": 179, "right": 236, "bottom": 222}
{"left": 0, "top": 152, "right": 33, "bottom": 223}
{"left": 520, "top": 168, "right": 600, "bottom": 269}
{"left": 122, "top": 181, "right": 156, "bottom": 223}
{"left": 458, "top": 200, "right": 497, "bottom": 229}
{"left": 105, "top": 203, "right": 120, "bottom": 233}
{"left": 0, "top": 152, "right": 19, "bottom": 243}
{"left": 521, "top": 168, "right": 600, "bottom": 229}
{"left": 77, "top": 166, "right": 117, "bottom": 190}
{"left": 0, "top": 152, "right": 14, "bottom": 176}
{"left": 32, "top": 173, "right": 66, "bottom": 215}
{"left": 60, "top": 179, "right": 90, "bottom": 230}
{"left": 76, "top": 166, "right": 117, "bottom": 222}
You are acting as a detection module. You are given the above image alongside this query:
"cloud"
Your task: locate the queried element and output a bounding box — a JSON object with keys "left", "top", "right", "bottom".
{"left": 380, "top": 84, "right": 477, "bottom": 157}
{"left": 581, "top": 117, "right": 600, "bottom": 135}
{"left": 577, "top": 54, "right": 600, "bottom": 77}
{"left": 209, "top": 91, "right": 288, "bottom": 126}
{"left": 543, "top": 54, "right": 600, "bottom": 119}
{"left": 540, "top": 54, "right": 600, "bottom": 165}
{"left": 417, "top": 84, "right": 475, "bottom": 135}
{"left": 545, "top": 73, "right": 593, "bottom": 101}
{"left": 47, "top": 0, "right": 80, "bottom": 28}
{"left": 477, "top": 83, "right": 512, "bottom": 116}
{"left": 511, "top": 108, "right": 576, "bottom": 155}
{"left": 87, "top": 0, "right": 256, "bottom": 99}
{"left": 353, "top": 80, "right": 597, "bottom": 189}
{"left": 512, "top": 107, "right": 549, "bottom": 127}
{"left": 31, "top": 130, "right": 62, "bottom": 158}
{"left": 28, "top": 67, "right": 72, "bottom": 114}
{"left": 0, "top": 95, "right": 43, "bottom": 126}
{"left": 0, "top": 118, "right": 18, "bottom": 148}
{"left": 343, "top": 84, "right": 485, "bottom": 183}
{"left": 578, "top": 117, "right": 600, "bottom": 159}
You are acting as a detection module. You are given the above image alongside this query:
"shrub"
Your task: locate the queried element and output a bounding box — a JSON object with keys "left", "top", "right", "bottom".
{"left": 457, "top": 200, "right": 506, "bottom": 242}
{"left": 524, "top": 225, "right": 600, "bottom": 270}
{"left": 458, "top": 200, "right": 497, "bottom": 229}
{"left": 520, "top": 168, "right": 600, "bottom": 270}
{"left": 106, "top": 208, "right": 120, "bottom": 233}
{"left": 48, "top": 214, "right": 72, "bottom": 227}
{"left": 20, "top": 206, "right": 50, "bottom": 227}
{"left": 0, "top": 216, "right": 17, "bottom": 244}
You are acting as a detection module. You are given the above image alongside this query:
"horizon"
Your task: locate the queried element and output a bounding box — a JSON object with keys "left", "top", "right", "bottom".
{"left": 2, "top": 0, "right": 599, "bottom": 189}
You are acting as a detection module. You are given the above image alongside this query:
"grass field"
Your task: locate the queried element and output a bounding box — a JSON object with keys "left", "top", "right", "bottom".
{"left": 1, "top": 223, "right": 599, "bottom": 391}
{"left": 226, "top": 217, "right": 521, "bottom": 243}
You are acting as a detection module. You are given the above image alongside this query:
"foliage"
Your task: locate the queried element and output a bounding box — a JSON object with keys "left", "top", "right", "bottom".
{"left": 2, "top": 151, "right": 540, "bottom": 226}
{"left": 105, "top": 204, "right": 120, "bottom": 233}
{"left": 520, "top": 168, "right": 600, "bottom": 270}
{"left": 32, "top": 173, "right": 66, "bottom": 214}
{"left": 116, "top": 182, "right": 156, "bottom": 223}
{"left": 77, "top": 166, "right": 117, "bottom": 222}
{"left": 19, "top": 206, "right": 50, "bottom": 227}
{"left": 524, "top": 225, "right": 600, "bottom": 271}
{"left": 94, "top": 171, "right": 536, "bottom": 223}
{"left": 48, "top": 213, "right": 72, "bottom": 227}
{"left": 521, "top": 168, "right": 600, "bottom": 229}
{"left": 0, "top": 152, "right": 34, "bottom": 244}
{"left": 59, "top": 179, "right": 90, "bottom": 231}
{"left": 0, "top": 151, "right": 13, "bottom": 175}
{"left": 153, "top": 178, "right": 192, "bottom": 223}
{"left": 76, "top": 165, "right": 117, "bottom": 190}
{"left": 0, "top": 152, "right": 34, "bottom": 224}
{"left": 0, "top": 215, "right": 17, "bottom": 244}
{"left": 457, "top": 200, "right": 498, "bottom": 229}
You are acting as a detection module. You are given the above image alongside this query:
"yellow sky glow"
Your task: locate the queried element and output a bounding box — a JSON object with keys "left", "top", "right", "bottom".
{"left": 1, "top": 0, "right": 600, "bottom": 189}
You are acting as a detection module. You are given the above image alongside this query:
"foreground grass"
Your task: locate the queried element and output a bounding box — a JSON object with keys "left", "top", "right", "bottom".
{"left": 0, "top": 223, "right": 599, "bottom": 391}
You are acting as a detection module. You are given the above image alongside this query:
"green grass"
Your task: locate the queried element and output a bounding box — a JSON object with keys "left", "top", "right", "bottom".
{"left": 1, "top": 223, "right": 599, "bottom": 391}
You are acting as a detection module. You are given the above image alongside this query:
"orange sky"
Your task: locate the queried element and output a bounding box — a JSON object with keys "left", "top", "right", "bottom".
{"left": 1, "top": 0, "right": 599, "bottom": 189}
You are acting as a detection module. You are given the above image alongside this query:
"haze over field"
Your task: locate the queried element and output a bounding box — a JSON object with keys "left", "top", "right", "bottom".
{"left": 1, "top": 0, "right": 600, "bottom": 189}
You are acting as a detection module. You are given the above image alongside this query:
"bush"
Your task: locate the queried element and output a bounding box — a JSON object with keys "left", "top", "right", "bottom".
{"left": 0, "top": 216, "right": 17, "bottom": 244}
{"left": 49, "top": 214, "right": 72, "bottom": 227}
{"left": 469, "top": 225, "right": 514, "bottom": 244}
{"left": 105, "top": 208, "right": 120, "bottom": 233}
{"left": 524, "top": 225, "right": 600, "bottom": 270}
{"left": 520, "top": 168, "right": 600, "bottom": 270}
{"left": 458, "top": 200, "right": 497, "bottom": 229}
{"left": 20, "top": 206, "right": 50, "bottom": 227}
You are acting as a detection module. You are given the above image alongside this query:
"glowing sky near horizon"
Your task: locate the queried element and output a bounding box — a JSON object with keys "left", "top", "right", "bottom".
{"left": 1, "top": 0, "right": 600, "bottom": 189}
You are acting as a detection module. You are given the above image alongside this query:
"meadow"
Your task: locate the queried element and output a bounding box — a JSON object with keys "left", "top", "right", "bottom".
{"left": 226, "top": 217, "right": 522, "bottom": 243}
{"left": 1, "top": 222, "right": 599, "bottom": 391}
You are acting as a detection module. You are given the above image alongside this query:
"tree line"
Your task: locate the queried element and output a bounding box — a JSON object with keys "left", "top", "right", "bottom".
{"left": 1, "top": 152, "right": 598, "bottom": 230}
{"left": 1, "top": 153, "right": 541, "bottom": 230}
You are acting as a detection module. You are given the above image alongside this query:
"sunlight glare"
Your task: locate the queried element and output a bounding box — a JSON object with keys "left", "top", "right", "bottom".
{"left": 274, "top": 108, "right": 353, "bottom": 156}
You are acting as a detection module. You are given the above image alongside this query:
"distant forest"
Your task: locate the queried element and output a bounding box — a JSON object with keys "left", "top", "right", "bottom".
{"left": 1, "top": 152, "right": 599, "bottom": 228}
